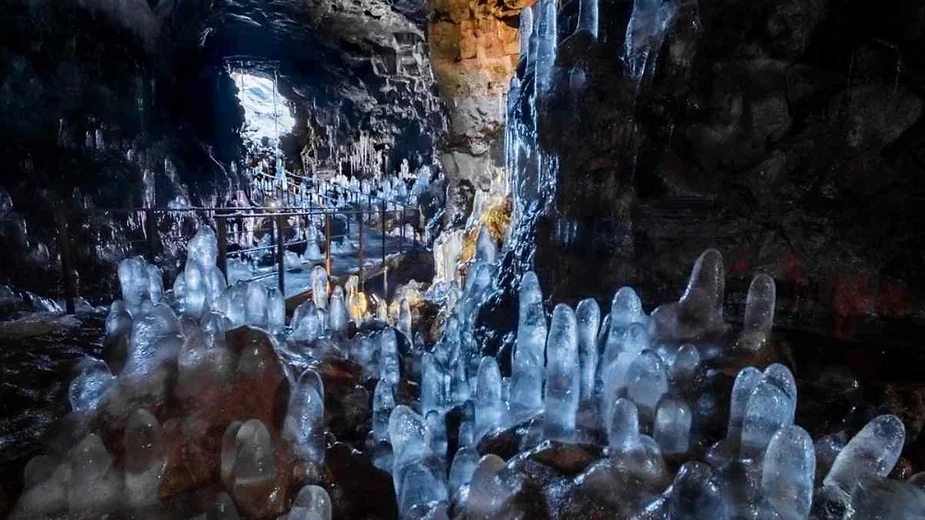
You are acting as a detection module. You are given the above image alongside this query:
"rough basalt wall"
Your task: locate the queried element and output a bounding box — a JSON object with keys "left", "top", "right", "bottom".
{"left": 479, "top": 0, "right": 925, "bottom": 355}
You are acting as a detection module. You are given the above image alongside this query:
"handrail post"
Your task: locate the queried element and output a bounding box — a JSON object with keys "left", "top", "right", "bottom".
{"left": 358, "top": 210, "right": 365, "bottom": 289}
{"left": 216, "top": 214, "right": 228, "bottom": 279}
{"left": 399, "top": 208, "right": 405, "bottom": 253}
{"left": 325, "top": 212, "right": 332, "bottom": 276}
{"left": 145, "top": 208, "right": 158, "bottom": 262}
{"left": 56, "top": 209, "right": 76, "bottom": 314}
{"left": 276, "top": 214, "right": 285, "bottom": 294}
{"left": 380, "top": 199, "right": 387, "bottom": 298}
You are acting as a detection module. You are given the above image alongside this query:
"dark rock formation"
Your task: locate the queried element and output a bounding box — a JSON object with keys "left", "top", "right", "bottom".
{"left": 485, "top": 0, "right": 925, "bottom": 355}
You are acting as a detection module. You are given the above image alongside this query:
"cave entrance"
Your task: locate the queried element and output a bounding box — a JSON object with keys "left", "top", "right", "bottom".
{"left": 231, "top": 71, "right": 297, "bottom": 198}
{"left": 232, "top": 71, "right": 296, "bottom": 149}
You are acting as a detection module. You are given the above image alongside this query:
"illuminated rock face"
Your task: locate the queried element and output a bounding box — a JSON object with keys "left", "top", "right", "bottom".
{"left": 427, "top": 0, "right": 532, "bottom": 226}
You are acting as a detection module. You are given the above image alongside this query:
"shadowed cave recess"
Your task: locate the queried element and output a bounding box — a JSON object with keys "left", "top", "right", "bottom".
{"left": 1, "top": 0, "right": 925, "bottom": 518}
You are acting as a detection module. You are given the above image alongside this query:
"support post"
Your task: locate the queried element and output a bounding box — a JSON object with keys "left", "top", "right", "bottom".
{"left": 399, "top": 208, "right": 405, "bottom": 253}
{"left": 145, "top": 208, "right": 158, "bottom": 262}
{"left": 216, "top": 215, "right": 228, "bottom": 279}
{"left": 380, "top": 199, "right": 387, "bottom": 298}
{"left": 358, "top": 210, "right": 365, "bottom": 289}
{"left": 276, "top": 214, "right": 285, "bottom": 294}
{"left": 56, "top": 210, "right": 76, "bottom": 314}
{"left": 325, "top": 212, "right": 332, "bottom": 276}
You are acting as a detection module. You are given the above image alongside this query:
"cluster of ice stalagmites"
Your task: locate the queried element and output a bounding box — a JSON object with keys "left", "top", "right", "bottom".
{"left": 376, "top": 247, "right": 922, "bottom": 519}
{"left": 12, "top": 224, "right": 925, "bottom": 519}
{"left": 12, "top": 226, "right": 346, "bottom": 519}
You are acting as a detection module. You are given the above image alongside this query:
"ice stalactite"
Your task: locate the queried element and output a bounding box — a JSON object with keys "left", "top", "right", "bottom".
{"left": 622, "top": 0, "right": 679, "bottom": 85}
{"left": 577, "top": 0, "right": 599, "bottom": 38}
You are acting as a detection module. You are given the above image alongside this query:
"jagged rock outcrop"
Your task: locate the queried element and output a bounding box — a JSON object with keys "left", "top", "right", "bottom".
{"left": 428, "top": 0, "right": 532, "bottom": 226}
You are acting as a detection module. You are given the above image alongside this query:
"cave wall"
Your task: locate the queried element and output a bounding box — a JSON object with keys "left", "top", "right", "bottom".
{"left": 0, "top": 0, "right": 247, "bottom": 295}
{"left": 486, "top": 0, "right": 925, "bottom": 350}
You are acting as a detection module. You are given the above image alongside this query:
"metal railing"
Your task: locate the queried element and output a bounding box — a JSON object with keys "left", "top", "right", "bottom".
{"left": 55, "top": 201, "right": 422, "bottom": 314}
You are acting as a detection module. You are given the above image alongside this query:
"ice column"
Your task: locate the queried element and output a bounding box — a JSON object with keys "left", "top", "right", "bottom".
{"left": 518, "top": 7, "right": 534, "bottom": 63}
{"left": 534, "top": 0, "right": 558, "bottom": 98}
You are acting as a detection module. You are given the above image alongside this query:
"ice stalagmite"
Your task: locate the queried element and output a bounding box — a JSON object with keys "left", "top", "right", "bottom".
{"left": 118, "top": 256, "right": 150, "bottom": 315}
{"left": 670, "top": 344, "right": 701, "bottom": 394}
{"left": 389, "top": 405, "right": 429, "bottom": 496}
{"left": 222, "top": 281, "right": 248, "bottom": 327}
{"left": 625, "top": 349, "right": 668, "bottom": 425}
{"left": 69, "top": 358, "right": 115, "bottom": 416}
{"left": 609, "top": 398, "right": 640, "bottom": 451}
{"left": 373, "top": 379, "right": 396, "bottom": 441}
{"left": 245, "top": 282, "right": 268, "bottom": 328}
{"left": 292, "top": 299, "right": 323, "bottom": 341}
{"left": 311, "top": 266, "right": 329, "bottom": 309}
{"left": 232, "top": 419, "right": 275, "bottom": 513}
{"left": 576, "top": 0, "right": 598, "bottom": 38}
{"left": 475, "top": 356, "right": 503, "bottom": 441}
{"left": 740, "top": 376, "right": 794, "bottom": 460}
{"left": 147, "top": 264, "right": 163, "bottom": 304}
{"left": 380, "top": 328, "right": 401, "bottom": 386}
{"left": 667, "top": 462, "right": 727, "bottom": 520}
{"left": 123, "top": 408, "right": 166, "bottom": 508}
{"left": 267, "top": 286, "right": 285, "bottom": 334}
{"left": 609, "top": 286, "right": 647, "bottom": 330}
{"left": 292, "top": 485, "right": 332, "bottom": 520}
{"left": 762, "top": 425, "right": 815, "bottom": 520}
{"left": 466, "top": 454, "right": 515, "bottom": 518}
{"left": 824, "top": 414, "right": 905, "bottom": 496}
{"left": 183, "top": 262, "right": 207, "bottom": 317}
{"left": 426, "top": 411, "right": 448, "bottom": 460}
{"left": 329, "top": 286, "right": 348, "bottom": 332}
{"left": 221, "top": 422, "right": 243, "bottom": 490}
{"left": 764, "top": 363, "right": 797, "bottom": 424}
{"left": 188, "top": 226, "right": 218, "bottom": 267}
{"left": 518, "top": 7, "right": 533, "bottom": 63}
{"left": 475, "top": 226, "right": 497, "bottom": 264}
{"left": 449, "top": 447, "right": 480, "bottom": 498}
{"left": 600, "top": 323, "right": 650, "bottom": 429}
{"left": 654, "top": 395, "right": 692, "bottom": 456}
{"left": 106, "top": 300, "right": 133, "bottom": 338}
{"left": 726, "top": 366, "right": 763, "bottom": 446}
{"left": 67, "top": 434, "right": 121, "bottom": 513}
{"left": 509, "top": 272, "right": 547, "bottom": 419}
{"left": 399, "top": 464, "right": 448, "bottom": 517}
{"left": 650, "top": 249, "right": 725, "bottom": 342}
{"left": 734, "top": 273, "right": 776, "bottom": 353}
{"left": 544, "top": 304, "right": 579, "bottom": 441}
{"left": 284, "top": 370, "right": 326, "bottom": 463}
{"left": 421, "top": 353, "right": 446, "bottom": 416}
{"left": 575, "top": 298, "right": 600, "bottom": 402}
